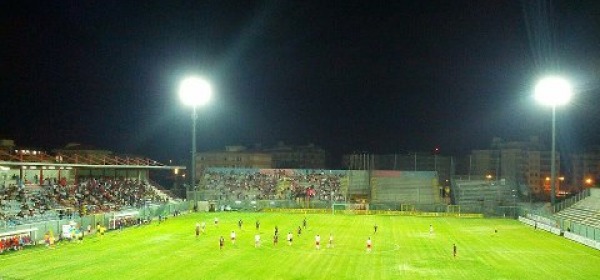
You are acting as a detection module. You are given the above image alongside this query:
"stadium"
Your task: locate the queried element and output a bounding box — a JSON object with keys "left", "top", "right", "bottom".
{"left": 1, "top": 150, "right": 599, "bottom": 279}
{"left": 3, "top": 1, "right": 600, "bottom": 279}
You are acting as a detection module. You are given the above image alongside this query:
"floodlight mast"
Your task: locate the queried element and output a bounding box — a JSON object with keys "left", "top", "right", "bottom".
{"left": 534, "top": 76, "right": 572, "bottom": 207}
{"left": 179, "top": 77, "right": 212, "bottom": 210}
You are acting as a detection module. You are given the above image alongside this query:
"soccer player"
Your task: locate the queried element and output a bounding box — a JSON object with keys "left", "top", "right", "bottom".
{"left": 256, "top": 220, "right": 260, "bottom": 230}
{"left": 255, "top": 234, "right": 261, "bottom": 248}
{"left": 429, "top": 224, "right": 434, "bottom": 235}
{"left": 453, "top": 243, "right": 457, "bottom": 258}
{"left": 219, "top": 236, "right": 224, "bottom": 250}
{"left": 297, "top": 226, "right": 302, "bottom": 236}
{"left": 44, "top": 232, "right": 50, "bottom": 247}
{"left": 366, "top": 237, "right": 372, "bottom": 252}
{"left": 315, "top": 234, "right": 321, "bottom": 250}
{"left": 287, "top": 232, "right": 293, "bottom": 246}
{"left": 273, "top": 233, "right": 279, "bottom": 246}
{"left": 274, "top": 226, "right": 279, "bottom": 236}
{"left": 195, "top": 223, "right": 200, "bottom": 238}
{"left": 201, "top": 221, "right": 206, "bottom": 234}
{"left": 328, "top": 233, "right": 334, "bottom": 248}
{"left": 77, "top": 230, "right": 84, "bottom": 244}
{"left": 374, "top": 224, "right": 378, "bottom": 234}
{"left": 238, "top": 219, "right": 243, "bottom": 230}
{"left": 303, "top": 217, "right": 307, "bottom": 229}
{"left": 230, "top": 231, "right": 236, "bottom": 245}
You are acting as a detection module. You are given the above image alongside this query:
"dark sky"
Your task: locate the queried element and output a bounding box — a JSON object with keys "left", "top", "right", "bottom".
{"left": 2, "top": 0, "right": 600, "bottom": 165}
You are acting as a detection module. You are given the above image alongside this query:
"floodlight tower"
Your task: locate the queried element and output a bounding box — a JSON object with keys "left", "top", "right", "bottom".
{"left": 179, "top": 76, "right": 212, "bottom": 210}
{"left": 534, "top": 76, "right": 572, "bottom": 206}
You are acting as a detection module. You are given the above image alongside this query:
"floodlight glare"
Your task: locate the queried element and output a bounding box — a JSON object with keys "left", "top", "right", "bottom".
{"left": 534, "top": 76, "right": 572, "bottom": 106}
{"left": 179, "top": 77, "right": 212, "bottom": 107}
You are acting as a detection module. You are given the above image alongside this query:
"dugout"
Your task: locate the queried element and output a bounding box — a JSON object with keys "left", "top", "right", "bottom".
{"left": 206, "top": 201, "right": 216, "bottom": 212}
{"left": 0, "top": 227, "right": 38, "bottom": 245}
{"left": 109, "top": 210, "right": 139, "bottom": 229}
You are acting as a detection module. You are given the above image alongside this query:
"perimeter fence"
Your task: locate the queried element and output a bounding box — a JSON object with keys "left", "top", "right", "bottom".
{"left": 0, "top": 200, "right": 190, "bottom": 242}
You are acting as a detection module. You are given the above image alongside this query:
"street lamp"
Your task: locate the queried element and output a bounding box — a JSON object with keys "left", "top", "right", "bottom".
{"left": 585, "top": 178, "right": 593, "bottom": 186}
{"left": 179, "top": 76, "right": 212, "bottom": 210}
{"left": 535, "top": 76, "right": 572, "bottom": 206}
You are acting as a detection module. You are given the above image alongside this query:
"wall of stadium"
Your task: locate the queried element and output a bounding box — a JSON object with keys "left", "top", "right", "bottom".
{"left": 196, "top": 168, "right": 440, "bottom": 207}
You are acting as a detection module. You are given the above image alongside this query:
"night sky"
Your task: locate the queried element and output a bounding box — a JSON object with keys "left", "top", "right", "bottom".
{"left": 2, "top": 1, "right": 600, "bottom": 165}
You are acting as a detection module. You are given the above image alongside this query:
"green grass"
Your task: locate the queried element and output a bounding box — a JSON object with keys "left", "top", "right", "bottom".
{"left": 1, "top": 212, "right": 599, "bottom": 280}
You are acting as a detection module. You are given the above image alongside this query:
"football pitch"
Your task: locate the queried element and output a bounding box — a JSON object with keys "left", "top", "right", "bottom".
{"left": 1, "top": 212, "right": 599, "bottom": 280}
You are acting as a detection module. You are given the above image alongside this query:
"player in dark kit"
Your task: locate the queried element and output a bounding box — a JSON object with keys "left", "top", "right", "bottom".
{"left": 195, "top": 223, "right": 200, "bottom": 238}
{"left": 238, "top": 219, "right": 243, "bottom": 230}
{"left": 219, "top": 236, "right": 224, "bottom": 250}
{"left": 303, "top": 217, "right": 307, "bottom": 229}
{"left": 256, "top": 220, "right": 260, "bottom": 230}
{"left": 273, "top": 233, "right": 278, "bottom": 245}
{"left": 297, "top": 226, "right": 302, "bottom": 236}
{"left": 374, "top": 224, "right": 378, "bottom": 234}
{"left": 315, "top": 234, "right": 321, "bottom": 250}
{"left": 453, "top": 244, "right": 457, "bottom": 258}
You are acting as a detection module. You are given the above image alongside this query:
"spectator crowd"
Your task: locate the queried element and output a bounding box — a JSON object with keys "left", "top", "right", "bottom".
{"left": 1, "top": 177, "right": 166, "bottom": 226}
{"left": 201, "top": 169, "right": 347, "bottom": 202}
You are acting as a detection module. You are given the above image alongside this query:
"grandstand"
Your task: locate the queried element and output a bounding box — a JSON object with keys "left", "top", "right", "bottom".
{"left": 554, "top": 188, "right": 600, "bottom": 229}
{"left": 345, "top": 170, "right": 369, "bottom": 200}
{"left": 0, "top": 178, "right": 171, "bottom": 227}
{"left": 196, "top": 168, "right": 445, "bottom": 212}
{"left": 198, "top": 168, "right": 347, "bottom": 203}
{"left": 451, "top": 177, "right": 517, "bottom": 214}
{"left": 370, "top": 170, "right": 438, "bottom": 205}
{"left": 1, "top": 149, "right": 183, "bottom": 230}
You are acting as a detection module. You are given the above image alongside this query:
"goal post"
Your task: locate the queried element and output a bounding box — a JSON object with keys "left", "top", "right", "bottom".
{"left": 447, "top": 205, "right": 461, "bottom": 216}
{"left": 331, "top": 203, "right": 369, "bottom": 215}
{"left": 332, "top": 203, "right": 346, "bottom": 215}
{"left": 400, "top": 204, "right": 415, "bottom": 212}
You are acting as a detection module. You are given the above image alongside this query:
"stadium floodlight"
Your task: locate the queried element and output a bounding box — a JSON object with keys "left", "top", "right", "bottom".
{"left": 534, "top": 76, "right": 572, "bottom": 106}
{"left": 534, "top": 76, "right": 572, "bottom": 206}
{"left": 179, "top": 77, "right": 212, "bottom": 107}
{"left": 179, "top": 76, "right": 212, "bottom": 211}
